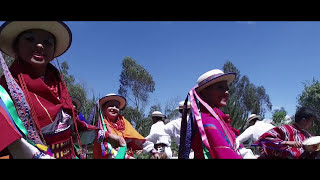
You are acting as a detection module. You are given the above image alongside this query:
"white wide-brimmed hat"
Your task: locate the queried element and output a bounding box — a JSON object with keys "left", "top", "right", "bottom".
{"left": 0, "top": 21, "right": 72, "bottom": 58}
{"left": 99, "top": 93, "right": 126, "bottom": 110}
{"left": 176, "top": 100, "right": 191, "bottom": 110}
{"left": 71, "top": 96, "right": 82, "bottom": 110}
{"left": 195, "top": 69, "right": 236, "bottom": 92}
{"left": 247, "top": 114, "right": 261, "bottom": 123}
{"left": 302, "top": 136, "right": 320, "bottom": 152}
{"left": 151, "top": 111, "right": 164, "bottom": 118}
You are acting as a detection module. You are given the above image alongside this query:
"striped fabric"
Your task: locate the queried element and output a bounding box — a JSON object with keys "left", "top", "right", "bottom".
{"left": 253, "top": 123, "right": 311, "bottom": 159}
{"left": 0, "top": 54, "right": 44, "bottom": 145}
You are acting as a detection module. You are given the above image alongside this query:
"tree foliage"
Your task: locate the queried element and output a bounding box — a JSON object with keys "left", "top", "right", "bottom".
{"left": 222, "top": 60, "right": 272, "bottom": 132}
{"left": 118, "top": 56, "right": 155, "bottom": 135}
{"left": 60, "top": 61, "right": 97, "bottom": 120}
{"left": 297, "top": 79, "right": 320, "bottom": 135}
{"left": 272, "top": 107, "right": 287, "bottom": 126}
{"left": 118, "top": 56, "right": 155, "bottom": 111}
{"left": 163, "top": 96, "right": 181, "bottom": 122}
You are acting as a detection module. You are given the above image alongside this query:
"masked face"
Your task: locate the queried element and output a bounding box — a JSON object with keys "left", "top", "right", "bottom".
{"left": 154, "top": 144, "right": 165, "bottom": 153}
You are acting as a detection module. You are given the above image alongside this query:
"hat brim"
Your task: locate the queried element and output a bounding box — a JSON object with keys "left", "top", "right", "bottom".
{"left": 71, "top": 97, "right": 82, "bottom": 110}
{"left": 0, "top": 21, "right": 72, "bottom": 58}
{"left": 99, "top": 95, "right": 126, "bottom": 110}
{"left": 303, "top": 136, "right": 320, "bottom": 146}
{"left": 247, "top": 115, "right": 261, "bottom": 123}
{"left": 152, "top": 114, "right": 165, "bottom": 118}
{"left": 176, "top": 105, "right": 191, "bottom": 110}
{"left": 195, "top": 73, "right": 236, "bottom": 92}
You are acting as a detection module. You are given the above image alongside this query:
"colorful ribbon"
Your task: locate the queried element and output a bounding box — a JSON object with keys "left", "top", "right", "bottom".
{"left": 0, "top": 85, "right": 27, "bottom": 137}
{"left": 97, "top": 104, "right": 127, "bottom": 159}
{"left": 0, "top": 52, "right": 52, "bottom": 156}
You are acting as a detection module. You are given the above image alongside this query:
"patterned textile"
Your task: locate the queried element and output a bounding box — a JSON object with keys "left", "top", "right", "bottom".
{"left": 0, "top": 59, "right": 98, "bottom": 158}
{"left": 178, "top": 97, "right": 195, "bottom": 159}
{"left": 190, "top": 106, "right": 242, "bottom": 159}
{"left": 44, "top": 127, "right": 75, "bottom": 159}
{"left": 178, "top": 99, "right": 188, "bottom": 158}
{"left": 93, "top": 115, "right": 146, "bottom": 159}
{"left": 252, "top": 123, "right": 312, "bottom": 159}
{"left": 180, "top": 87, "right": 242, "bottom": 159}
{"left": 0, "top": 55, "right": 45, "bottom": 146}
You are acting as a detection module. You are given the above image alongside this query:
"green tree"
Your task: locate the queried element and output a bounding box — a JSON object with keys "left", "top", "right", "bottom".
{"left": 163, "top": 96, "right": 181, "bottom": 122}
{"left": 297, "top": 78, "right": 320, "bottom": 135}
{"left": 272, "top": 107, "right": 287, "bottom": 126}
{"left": 222, "top": 60, "right": 272, "bottom": 132}
{"left": 60, "top": 61, "right": 97, "bottom": 120}
{"left": 118, "top": 56, "right": 155, "bottom": 111}
{"left": 148, "top": 104, "right": 162, "bottom": 115}
{"left": 0, "top": 52, "right": 15, "bottom": 76}
{"left": 118, "top": 56, "right": 155, "bottom": 135}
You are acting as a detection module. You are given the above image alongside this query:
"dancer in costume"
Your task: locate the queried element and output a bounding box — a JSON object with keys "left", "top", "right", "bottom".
{"left": 179, "top": 69, "right": 243, "bottom": 159}
{"left": 71, "top": 96, "right": 89, "bottom": 124}
{"left": 146, "top": 101, "right": 194, "bottom": 158}
{"left": 237, "top": 114, "right": 275, "bottom": 146}
{"left": 0, "top": 21, "right": 125, "bottom": 159}
{"left": 253, "top": 106, "right": 318, "bottom": 159}
{"left": 164, "top": 101, "right": 191, "bottom": 147}
{"left": 236, "top": 114, "right": 274, "bottom": 158}
{"left": 93, "top": 93, "right": 160, "bottom": 159}
{"left": 146, "top": 111, "right": 172, "bottom": 159}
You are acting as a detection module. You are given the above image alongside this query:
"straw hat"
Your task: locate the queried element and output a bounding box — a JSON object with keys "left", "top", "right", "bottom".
{"left": 151, "top": 111, "right": 164, "bottom": 118}
{"left": 0, "top": 21, "right": 72, "bottom": 58}
{"left": 99, "top": 93, "right": 126, "bottom": 110}
{"left": 195, "top": 69, "right": 236, "bottom": 92}
{"left": 176, "top": 100, "right": 191, "bottom": 110}
{"left": 71, "top": 97, "right": 82, "bottom": 111}
{"left": 247, "top": 114, "right": 261, "bottom": 123}
{"left": 302, "top": 136, "right": 320, "bottom": 152}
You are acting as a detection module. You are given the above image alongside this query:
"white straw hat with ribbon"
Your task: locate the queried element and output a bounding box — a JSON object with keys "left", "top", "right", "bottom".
{"left": 195, "top": 69, "right": 236, "bottom": 92}
{"left": 0, "top": 21, "right": 72, "bottom": 58}
{"left": 151, "top": 111, "right": 164, "bottom": 117}
{"left": 247, "top": 114, "right": 261, "bottom": 123}
{"left": 176, "top": 100, "right": 191, "bottom": 110}
{"left": 99, "top": 93, "right": 126, "bottom": 110}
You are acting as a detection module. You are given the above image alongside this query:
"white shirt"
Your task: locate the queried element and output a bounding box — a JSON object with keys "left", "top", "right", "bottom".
{"left": 145, "top": 121, "right": 173, "bottom": 158}
{"left": 146, "top": 121, "right": 171, "bottom": 146}
{"left": 162, "top": 115, "right": 191, "bottom": 146}
{"left": 163, "top": 118, "right": 182, "bottom": 146}
{"left": 237, "top": 121, "right": 275, "bottom": 144}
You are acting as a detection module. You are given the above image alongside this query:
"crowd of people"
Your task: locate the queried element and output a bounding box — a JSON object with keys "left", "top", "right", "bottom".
{"left": 0, "top": 21, "right": 319, "bottom": 159}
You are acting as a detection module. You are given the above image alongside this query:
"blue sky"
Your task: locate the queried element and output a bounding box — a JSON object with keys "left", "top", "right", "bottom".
{"left": 5, "top": 21, "right": 320, "bottom": 119}
{"left": 62, "top": 21, "right": 320, "bottom": 119}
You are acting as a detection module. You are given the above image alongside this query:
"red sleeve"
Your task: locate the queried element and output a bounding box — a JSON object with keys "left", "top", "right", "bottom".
{"left": 75, "top": 114, "right": 99, "bottom": 131}
{"left": 0, "top": 107, "right": 22, "bottom": 152}
{"left": 254, "top": 126, "right": 294, "bottom": 158}
{"left": 0, "top": 74, "right": 21, "bottom": 155}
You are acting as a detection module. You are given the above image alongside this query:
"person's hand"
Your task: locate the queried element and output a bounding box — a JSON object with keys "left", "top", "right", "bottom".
{"left": 135, "top": 150, "right": 143, "bottom": 155}
{"left": 107, "top": 133, "right": 126, "bottom": 148}
{"left": 151, "top": 152, "right": 160, "bottom": 159}
{"left": 282, "top": 141, "right": 303, "bottom": 148}
{"left": 150, "top": 149, "right": 160, "bottom": 159}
